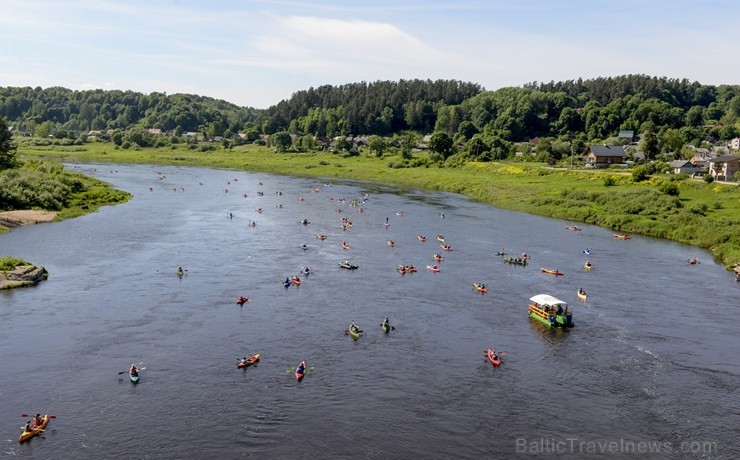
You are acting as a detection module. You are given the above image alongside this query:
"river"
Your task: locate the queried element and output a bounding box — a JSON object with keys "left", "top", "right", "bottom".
{"left": 1, "top": 164, "right": 737, "bottom": 459}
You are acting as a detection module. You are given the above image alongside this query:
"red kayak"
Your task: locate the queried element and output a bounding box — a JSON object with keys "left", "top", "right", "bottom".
{"left": 485, "top": 349, "right": 501, "bottom": 367}
{"left": 237, "top": 354, "right": 260, "bottom": 368}
{"left": 295, "top": 361, "right": 306, "bottom": 381}
{"left": 236, "top": 296, "right": 249, "bottom": 306}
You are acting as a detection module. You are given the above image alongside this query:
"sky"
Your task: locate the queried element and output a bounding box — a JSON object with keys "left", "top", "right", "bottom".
{"left": 1, "top": 0, "right": 738, "bottom": 109}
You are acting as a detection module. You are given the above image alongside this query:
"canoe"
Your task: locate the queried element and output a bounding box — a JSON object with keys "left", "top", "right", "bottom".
{"left": 433, "top": 254, "right": 444, "bottom": 262}
{"left": 316, "top": 233, "right": 327, "bottom": 240}
{"left": 291, "top": 276, "right": 301, "bottom": 286}
{"left": 387, "top": 240, "right": 395, "bottom": 247}
{"left": 417, "top": 235, "right": 427, "bottom": 242}
{"left": 381, "top": 322, "right": 390, "bottom": 334}
{"left": 349, "top": 324, "right": 361, "bottom": 340}
{"left": 473, "top": 283, "right": 487, "bottom": 293}
{"left": 236, "top": 297, "right": 249, "bottom": 305}
{"left": 238, "top": 353, "right": 260, "bottom": 368}
{"left": 583, "top": 263, "right": 592, "bottom": 271}
{"left": 426, "top": 265, "right": 440, "bottom": 273}
{"left": 565, "top": 226, "right": 582, "bottom": 231}
{"left": 613, "top": 234, "right": 631, "bottom": 240}
{"left": 540, "top": 268, "right": 564, "bottom": 276}
{"left": 283, "top": 279, "right": 292, "bottom": 287}
{"left": 577, "top": 290, "right": 587, "bottom": 301}
{"left": 341, "top": 242, "right": 350, "bottom": 250}
{"left": 503, "top": 257, "right": 526, "bottom": 266}
{"left": 436, "top": 235, "right": 445, "bottom": 242}
{"left": 339, "top": 261, "right": 358, "bottom": 270}
{"left": 19, "top": 415, "right": 49, "bottom": 443}
{"left": 440, "top": 245, "right": 453, "bottom": 251}
{"left": 485, "top": 349, "right": 501, "bottom": 367}
{"left": 130, "top": 370, "right": 140, "bottom": 384}
{"left": 295, "top": 361, "right": 306, "bottom": 381}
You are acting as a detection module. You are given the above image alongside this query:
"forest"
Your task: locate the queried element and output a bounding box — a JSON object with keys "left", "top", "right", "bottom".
{"left": 2, "top": 75, "right": 740, "bottom": 163}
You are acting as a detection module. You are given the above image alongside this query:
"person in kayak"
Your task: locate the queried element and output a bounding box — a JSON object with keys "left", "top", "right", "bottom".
{"left": 177, "top": 267, "right": 184, "bottom": 275}
{"left": 33, "top": 414, "right": 43, "bottom": 427}
{"left": 350, "top": 323, "right": 359, "bottom": 334}
{"left": 296, "top": 362, "right": 306, "bottom": 374}
{"left": 130, "top": 365, "right": 139, "bottom": 376}
{"left": 240, "top": 357, "right": 248, "bottom": 365}
{"left": 23, "top": 420, "right": 32, "bottom": 432}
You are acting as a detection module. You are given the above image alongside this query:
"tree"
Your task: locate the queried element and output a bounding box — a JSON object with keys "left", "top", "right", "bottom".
{"left": 0, "top": 117, "right": 17, "bottom": 169}
{"left": 429, "top": 131, "right": 454, "bottom": 159}
{"left": 270, "top": 131, "right": 292, "bottom": 152}
{"left": 367, "top": 135, "right": 386, "bottom": 158}
{"left": 639, "top": 122, "right": 659, "bottom": 160}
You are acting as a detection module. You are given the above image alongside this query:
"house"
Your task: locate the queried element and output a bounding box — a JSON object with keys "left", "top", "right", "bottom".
{"left": 730, "top": 137, "right": 740, "bottom": 151}
{"left": 708, "top": 155, "right": 740, "bottom": 181}
{"left": 618, "top": 130, "right": 635, "bottom": 143}
{"left": 148, "top": 128, "right": 163, "bottom": 135}
{"left": 584, "top": 145, "right": 626, "bottom": 167}
{"left": 668, "top": 160, "right": 699, "bottom": 175}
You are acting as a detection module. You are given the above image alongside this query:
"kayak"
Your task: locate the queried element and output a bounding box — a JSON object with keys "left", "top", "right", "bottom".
{"left": 349, "top": 324, "right": 361, "bottom": 340}
{"left": 339, "top": 261, "right": 358, "bottom": 270}
{"left": 295, "top": 361, "right": 306, "bottom": 381}
{"left": 577, "top": 290, "right": 587, "bottom": 301}
{"left": 236, "top": 296, "right": 249, "bottom": 306}
{"left": 130, "top": 370, "right": 140, "bottom": 384}
{"left": 387, "top": 240, "right": 395, "bottom": 247}
{"left": 426, "top": 265, "right": 440, "bottom": 273}
{"left": 291, "top": 276, "right": 301, "bottom": 286}
{"left": 613, "top": 233, "right": 631, "bottom": 240}
{"left": 19, "top": 415, "right": 49, "bottom": 443}
{"left": 436, "top": 235, "right": 445, "bottom": 242}
{"left": 417, "top": 235, "right": 427, "bottom": 242}
{"left": 485, "top": 349, "right": 501, "bottom": 367}
{"left": 473, "top": 283, "right": 487, "bottom": 293}
{"left": 433, "top": 254, "right": 444, "bottom": 262}
{"left": 583, "top": 262, "right": 592, "bottom": 271}
{"left": 540, "top": 267, "right": 564, "bottom": 276}
{"left": 238, "top": 353, "right": 260, "bottom": 368}
{"left": 440, "top": 245, "right": 453, "bottom": 251}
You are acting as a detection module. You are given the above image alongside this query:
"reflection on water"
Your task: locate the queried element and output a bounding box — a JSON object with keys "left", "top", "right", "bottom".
{"left": 0, "top": 164, "right": 737, "bottom": 459}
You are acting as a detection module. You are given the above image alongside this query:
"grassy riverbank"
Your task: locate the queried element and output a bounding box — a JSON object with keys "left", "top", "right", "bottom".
{"left": 0, "top": 158, "right": 132, "bottom": 234}
{"left": 18, "top": 142, "right": 740, "bottom": 269}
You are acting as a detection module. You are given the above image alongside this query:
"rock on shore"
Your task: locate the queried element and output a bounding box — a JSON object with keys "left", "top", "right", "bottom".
{"left": 0, "top": 265, "right": 49, "bottom": 289}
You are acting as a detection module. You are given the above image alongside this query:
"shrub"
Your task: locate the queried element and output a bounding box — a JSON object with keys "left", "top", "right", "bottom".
{"left": 704, "top": 175, "right": 714, "bottom": 183}
{"left": 659, "top": 181, "right": 680, "bottom": 196}
{"left": 632, "top": 165, "right": 649, "bottom": 182}
{"left": 603, "top": 176, "right": 617, "bottom": 187}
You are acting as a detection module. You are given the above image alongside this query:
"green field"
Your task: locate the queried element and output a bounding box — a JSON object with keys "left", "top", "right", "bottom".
{"left": 18, "top": 141, "right": 740, "bottom": 270}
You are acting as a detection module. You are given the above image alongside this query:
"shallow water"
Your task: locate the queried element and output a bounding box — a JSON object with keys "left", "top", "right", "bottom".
{"left": 1, "top": 164, "right": 737, "bottom": 459}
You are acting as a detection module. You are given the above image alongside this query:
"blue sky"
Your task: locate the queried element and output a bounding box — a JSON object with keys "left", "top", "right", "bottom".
{"left": 1, "top": 0, "right": 737, "bottom": 108}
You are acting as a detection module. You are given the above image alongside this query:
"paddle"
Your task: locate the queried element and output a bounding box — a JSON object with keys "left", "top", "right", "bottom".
{"left": 21, "top": 414, "right": 56, "bottom": 419}
{"left": 118, "top": 362, "right": 145, "bottom": 375}
{"left": 344, "top": 329, "right": 364, "bottom": 335}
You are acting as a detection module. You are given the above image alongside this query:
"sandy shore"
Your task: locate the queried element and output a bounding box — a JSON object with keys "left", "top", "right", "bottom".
{"left": 0, "top": 210, "right": 58, "bottom": 229}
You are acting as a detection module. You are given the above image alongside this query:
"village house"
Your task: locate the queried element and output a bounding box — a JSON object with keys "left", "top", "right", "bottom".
{"left": 708, "top": 155, "right": 740, "bottom": 181}
{"left": 148, "top": 128, "right": 163, "bottom": 135}
{"left": 584, "top": 145, "right": 626, "bottom": 167}
{"left": 668, "top": 160, "right": 700, "bottom": 175}
{"left": 729, "top": 137, "right": 740, "bottom": 151}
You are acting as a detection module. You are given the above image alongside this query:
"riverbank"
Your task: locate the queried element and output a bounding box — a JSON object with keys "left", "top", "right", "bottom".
{"left": 18, "top": 142, "right": 740, "bottom": 270}
{"left": 0, "top": 210, "right": 58, "bottom": 229}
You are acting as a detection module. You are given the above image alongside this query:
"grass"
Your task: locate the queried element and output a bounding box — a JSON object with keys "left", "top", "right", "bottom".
{"left": 17, "top": 141, "right": 740, "bottom": 269}
{"left": 0, "top": 256, "right": 31, "bottom": 271}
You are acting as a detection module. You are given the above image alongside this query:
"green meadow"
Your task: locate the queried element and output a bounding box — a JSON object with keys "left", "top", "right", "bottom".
{"left": 18, "top": 142, "right": 740, "bottom": 270}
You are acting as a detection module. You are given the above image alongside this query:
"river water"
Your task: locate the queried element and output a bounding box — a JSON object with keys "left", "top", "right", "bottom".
{"left": 1, "top": 164, "right": 737, "bottom": 459}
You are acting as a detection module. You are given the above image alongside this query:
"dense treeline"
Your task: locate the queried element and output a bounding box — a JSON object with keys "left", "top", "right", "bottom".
{"left": 263, "top": 79, "right": 483, "bottom": 136}
{"left": 431, "top": 75, "right": 740, "bottom": 162}
{"left": 0, "top": 86, "right": 261, "bottom": 136}
{"left": 3, "top": 75, "right": 740, "bottom": 163}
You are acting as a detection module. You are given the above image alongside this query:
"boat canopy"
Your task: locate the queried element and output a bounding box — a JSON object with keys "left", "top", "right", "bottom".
{"left": 529, "top": 294, "right": 568, "bottom": 307}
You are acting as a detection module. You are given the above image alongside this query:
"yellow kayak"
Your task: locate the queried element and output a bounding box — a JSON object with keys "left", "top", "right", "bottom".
{"left": 19, "top": 415, "right": 49, "bottom": 443}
